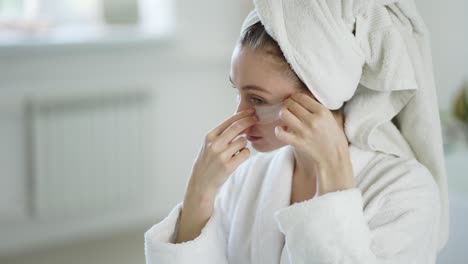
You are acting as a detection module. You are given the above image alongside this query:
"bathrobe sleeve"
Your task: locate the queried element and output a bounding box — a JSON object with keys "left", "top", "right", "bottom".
{"left": 274, "top": 162, "right": 441, "bottom": 264}
{"left": 144, "top": 173, "right": 240, "bottom": 264}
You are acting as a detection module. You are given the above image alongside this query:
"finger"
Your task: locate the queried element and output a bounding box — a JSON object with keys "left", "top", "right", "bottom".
{"left": 224, "top": 136, "right": 248, "bottom": 158}
{"left": 274, "top": 125, "right": 299, "bottom": 146}
{"left": 209, "top": 109, "right": 255, "bottom": 137}
{"left": 284, "top": 97, "right": 313, "bottom": 123}
{"left": 291, "top": 93, "right": 324, "bottom": 114}
{"left": 278, "top": 106, "right": 304, "bottom": 135}
{"left": 228, "top": 147, "right": 250, "bottom": 168}
{"left": 219, "top": 115, "right": 257, "bottom": 146}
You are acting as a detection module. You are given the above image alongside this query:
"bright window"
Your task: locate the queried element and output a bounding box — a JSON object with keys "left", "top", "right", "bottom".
{"left": 0, "top": 0, "right": 100, "bottom": 32}
{"left": 0, "top": 0, "right": 174, "bottom": 43}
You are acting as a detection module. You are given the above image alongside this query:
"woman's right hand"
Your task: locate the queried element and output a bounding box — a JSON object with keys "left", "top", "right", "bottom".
{"left": 175, "top": 108, "right": 257, "bottom": 243}
{"left": 187, "top": 108, "right": 257, "bottom": 199}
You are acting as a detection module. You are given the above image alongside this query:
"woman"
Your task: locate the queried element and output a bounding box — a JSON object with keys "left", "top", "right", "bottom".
{"left": 145, "top": 0, "right": 447, "bottom": 263}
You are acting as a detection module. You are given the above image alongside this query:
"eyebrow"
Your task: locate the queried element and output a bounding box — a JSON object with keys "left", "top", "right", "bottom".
{"left": 229, "top": 76, "right": 272, "bottom": 95}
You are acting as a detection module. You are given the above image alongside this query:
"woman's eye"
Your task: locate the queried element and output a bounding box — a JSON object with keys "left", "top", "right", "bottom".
{"left": 235, "top": 93, "right": 265, "bottom": 105}
{"left": 250, "top": 97, "right": 264, "bottom": 105}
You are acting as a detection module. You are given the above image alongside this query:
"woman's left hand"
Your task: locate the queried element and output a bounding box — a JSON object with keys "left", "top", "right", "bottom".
{"left": 275, "top": 93, "right": 355, "bottom": 195}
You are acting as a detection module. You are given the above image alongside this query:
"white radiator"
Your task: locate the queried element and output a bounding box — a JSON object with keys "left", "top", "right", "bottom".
{"left": 24, "top": 91, "right": 153, "bottom": 219}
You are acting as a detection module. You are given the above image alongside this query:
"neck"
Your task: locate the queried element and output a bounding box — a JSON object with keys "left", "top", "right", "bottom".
{"left": 293, "top": 151, "right": 319, "bottom": 180}
{"left": 335, "top": 109, "right": 349, "bottom": 146}
{"left": 334, "top": 110, "right": 345, "bottom": 135}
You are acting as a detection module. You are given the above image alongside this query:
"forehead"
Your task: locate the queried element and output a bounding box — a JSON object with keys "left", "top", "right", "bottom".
{"left": 230, "top": 46, "right": 298, "bottom": 94}
{"left": 232, "top": 45, "right": 285, "bottom": 73}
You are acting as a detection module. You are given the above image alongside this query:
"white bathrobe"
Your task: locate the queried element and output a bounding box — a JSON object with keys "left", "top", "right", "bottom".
{"left": 144, "top": 144, "right": 440, "bottom": 263}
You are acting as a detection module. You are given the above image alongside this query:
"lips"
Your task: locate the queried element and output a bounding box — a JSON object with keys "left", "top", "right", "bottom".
{"left": 246, "top": 135, "right": 262, "bottom": 141}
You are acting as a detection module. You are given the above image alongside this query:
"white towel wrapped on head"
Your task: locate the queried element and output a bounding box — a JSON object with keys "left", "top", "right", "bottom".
{"left": 241, "top": 0, "right": 449, "bottom": 251}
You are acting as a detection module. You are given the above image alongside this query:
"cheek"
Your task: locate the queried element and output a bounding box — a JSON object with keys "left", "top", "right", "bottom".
{"left": 255, "top": 119, "right": 284, "bottom": 134}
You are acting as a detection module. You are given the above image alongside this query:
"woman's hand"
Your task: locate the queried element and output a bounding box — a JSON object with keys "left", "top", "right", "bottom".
{"left": 275, "top": 93, "right": 354, "bottom": 195}
{"left": 176, "top": 108, "right": 257, "bottom": 243}
{"left": 188, "top": 108, "right": 257, "bottom": 198}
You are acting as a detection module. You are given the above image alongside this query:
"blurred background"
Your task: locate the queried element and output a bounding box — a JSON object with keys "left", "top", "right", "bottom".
{"left": 0, "top": 0, "right": 466, "bottom": 263}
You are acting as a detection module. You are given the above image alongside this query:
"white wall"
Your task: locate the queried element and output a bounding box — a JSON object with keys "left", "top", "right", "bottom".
{"left": 416, "top": 0, "right": 468, "bottom": 111}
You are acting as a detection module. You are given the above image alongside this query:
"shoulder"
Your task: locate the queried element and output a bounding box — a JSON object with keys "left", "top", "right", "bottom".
{"left": 363, "top": 150, "right": 438, "bottom": 189}
{"left": 353, "top": 151, "right": 442, "bottom": 258}
{"left": 355, "top": 149, "right": 440, "bottom": 211}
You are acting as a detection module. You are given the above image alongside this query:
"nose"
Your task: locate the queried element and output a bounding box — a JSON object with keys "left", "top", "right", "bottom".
{"left": 234, "top": 96, "right": 253, "bottom": 114}
{"left": 235, "top": 99, "right": 256, "bottom": 134}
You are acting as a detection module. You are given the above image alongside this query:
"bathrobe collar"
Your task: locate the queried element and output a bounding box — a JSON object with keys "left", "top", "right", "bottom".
{"left": 250, "top": 143, "right": 369, "bottom": 263}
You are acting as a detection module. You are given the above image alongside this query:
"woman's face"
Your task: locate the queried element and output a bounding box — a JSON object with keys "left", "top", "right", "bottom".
{"left": 229, "top": 45, "right": 316, "bottom": 153}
